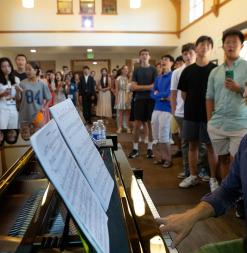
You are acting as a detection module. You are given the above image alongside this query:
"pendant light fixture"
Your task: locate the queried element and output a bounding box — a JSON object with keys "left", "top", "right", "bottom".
{"left": 22, "top": 0, "right": 34, "bottom": 8}
{"left": 130, "top": 0, "right": 141, "bottom": 9}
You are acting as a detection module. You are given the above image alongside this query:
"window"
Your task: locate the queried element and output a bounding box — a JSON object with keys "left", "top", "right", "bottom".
{"left": 102, "top": 0, "right": 117, "bottom": 15}
{"left": 240, "top": 41, "right": 247, "bottom": 61}
{"left": 79, "top": 0, "right": 95, "bottom": 15}
{"left": 189, "top": 0, "right": 203, "bottom": 23}
{"left": 57, "top": 0, "right": 73, "bottom": 14}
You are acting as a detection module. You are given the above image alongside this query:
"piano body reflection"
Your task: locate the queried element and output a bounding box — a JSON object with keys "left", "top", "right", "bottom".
{"left": 0, "top": 139, "right": 178, "bottom": 253}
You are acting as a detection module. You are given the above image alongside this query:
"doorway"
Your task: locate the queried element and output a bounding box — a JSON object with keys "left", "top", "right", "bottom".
{"left": 71, "top": 59, "right": 111, "bottom": 82}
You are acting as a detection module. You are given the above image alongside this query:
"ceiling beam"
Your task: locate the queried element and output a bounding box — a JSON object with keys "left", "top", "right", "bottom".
{"left": 170, "top": 0, "right": 181, "bottom": 38}
{"left": 212, "top": 0, "right": 220, "bottom": 17}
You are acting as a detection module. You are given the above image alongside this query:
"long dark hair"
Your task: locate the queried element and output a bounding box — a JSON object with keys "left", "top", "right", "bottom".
{"left": 55, "top": 71, "right": 64, "bottom": 87}
{"left": 0, "top": 57, "right": 16, "bottom": 85}
{"left": 100, "top": 68, "right": 108, "bottom": 88}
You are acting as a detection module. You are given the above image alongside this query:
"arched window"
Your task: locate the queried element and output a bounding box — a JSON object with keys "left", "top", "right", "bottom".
{"left": 189, "top": 0, "right": 204, "bottom": 23}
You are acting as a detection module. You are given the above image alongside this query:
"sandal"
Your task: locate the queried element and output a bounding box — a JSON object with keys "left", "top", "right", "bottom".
{"left": 163, "top": 160, "right": 173, "bottom": 168}
{"left": 153, "top": 159, "right": 165, "bottom": 165}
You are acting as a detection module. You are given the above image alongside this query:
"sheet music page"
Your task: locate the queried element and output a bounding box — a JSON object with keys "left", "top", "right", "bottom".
{"left": 30, "top": 120, "right": 109, "bottom": 253}
{"left": 49, "top": 99, "right": 114, "bottom": 211}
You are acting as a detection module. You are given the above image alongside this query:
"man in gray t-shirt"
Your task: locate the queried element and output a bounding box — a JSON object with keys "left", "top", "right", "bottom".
{"left": 128, "top": 49, "right": 157, "bottom": 159}
{"left": 19, "top": 79, "right": 51, "bottom": 123}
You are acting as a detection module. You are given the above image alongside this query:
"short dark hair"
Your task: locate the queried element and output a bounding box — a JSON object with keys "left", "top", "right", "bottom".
{"left": 161, "top": 54, "right": 175, "bottom": 62}
{"left": 15, "top": 54, "right": 27, "bottom": 60}
{"left": 181, "top": 43, "right": 196, "bottom": 53}
{"left": 175, "top": 55, "right": 184, "bottom": 62}
{"left": 222, "top": 29, "right": 245, "bottom": 44}
{"left": 195, "top": 36, "right": 214, "bottom": 48}
{"left": 27, "top": 61, "right": 40, "bottom": 76}
{"left": 139, "top": 48, "right": 150, "bottom": 56}
{"left": 83, "top": 65, "right": 90, "bottom": 70}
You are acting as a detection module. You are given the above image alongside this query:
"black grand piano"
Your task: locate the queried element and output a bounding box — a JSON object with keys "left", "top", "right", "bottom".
{"left": 0, "top": 136, "right": 178, "bottom": 253}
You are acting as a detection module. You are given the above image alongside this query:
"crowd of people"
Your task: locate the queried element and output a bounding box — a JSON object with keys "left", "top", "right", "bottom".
{"left": 1, "top": 28, "right": 247, "bottom": 250}
{"left": 154, "top": 29, "right": 247, "bottom": 251}
{"left": 1, "top": 30, "right": 247, "bottom": 194}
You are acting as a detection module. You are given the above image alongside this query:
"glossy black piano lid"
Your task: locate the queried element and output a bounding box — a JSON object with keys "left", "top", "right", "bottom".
{"left": 113, "top": 146, "right": 170, "bottom": 253}
{"left": 101, "top": 147, "right": 133, "bottom": 253}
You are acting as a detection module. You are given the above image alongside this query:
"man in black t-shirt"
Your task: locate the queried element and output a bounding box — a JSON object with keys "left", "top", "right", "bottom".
{"left": 178, "top": 36, "right": 218, "bottom": 192}
{"left": 14, "top": 54, "right": 27, "bottom": 81}
{"left": 128, "top": 49, "right": 157, "bottom": 159}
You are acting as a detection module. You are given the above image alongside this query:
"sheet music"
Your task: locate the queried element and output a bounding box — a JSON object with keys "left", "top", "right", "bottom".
{"left": 49, "top": 99, "right": 114, "bottom": 211}
{"left": 30, "top": 120, "right": 109, "bottom": 253}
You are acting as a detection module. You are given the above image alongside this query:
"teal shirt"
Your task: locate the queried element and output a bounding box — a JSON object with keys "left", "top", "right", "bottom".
{"left": 206, "top": 57, "right": 247, "bottom": 131}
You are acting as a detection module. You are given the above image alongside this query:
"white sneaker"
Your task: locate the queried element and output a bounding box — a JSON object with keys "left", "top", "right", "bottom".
{"left": 209, "top": 178, "right": 219, "bottom": 192}
{"left": 179, "top": 175, "right": 199, "bottom": 188}
{"left": 116, "top": 128, "right": 122, "bottom": 134}
{"left": 144, "top": 136, "right": 149, "bottom": 144}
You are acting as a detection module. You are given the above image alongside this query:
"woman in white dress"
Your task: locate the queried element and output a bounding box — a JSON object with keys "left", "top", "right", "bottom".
{"left": 115, "top": 65, "right": 131, "bottom": 133}
{"left": 96, "top": 68, "right": 112, "bottom": 118}
{"left": 0, "top": 57, "right": 20, "bottom": 130}
{"left": 55, "top": 71, "right": 66, "bottom": 104}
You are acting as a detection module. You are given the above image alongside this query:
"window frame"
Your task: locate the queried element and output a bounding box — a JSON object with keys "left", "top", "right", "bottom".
{"left": 57, "top": 0, "right": 73, "bottom": 15}
{"left": 189, "top": 0, "right": 204, "bottom": 23}
{"left": 101, "top": 0, "right": 117, "bottom": 15}
{"left": 79, "top": 0, "right": 96, "bottom": 15}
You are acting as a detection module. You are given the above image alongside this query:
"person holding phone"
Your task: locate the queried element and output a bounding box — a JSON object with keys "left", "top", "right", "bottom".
{"left": 206, "top": 29, "right": 247, "bottom": 179}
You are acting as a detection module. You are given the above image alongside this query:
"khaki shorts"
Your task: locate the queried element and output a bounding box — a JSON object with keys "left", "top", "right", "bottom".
{"left": 207, "top": 124, "right": 247, "bottom": 156}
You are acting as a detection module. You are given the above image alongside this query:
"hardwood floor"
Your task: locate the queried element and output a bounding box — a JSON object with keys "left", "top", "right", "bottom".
{"left": 106, "top": 120, "right": 246, "bottom": 253}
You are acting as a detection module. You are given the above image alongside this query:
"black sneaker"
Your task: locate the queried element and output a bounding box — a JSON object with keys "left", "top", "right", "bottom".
{"left": 128, "top": 149, "right": 139, "bottom": 158}
{"left": 235, "top": 198, "right": 245, "bottom": 219}
{"left": 146, "top": 149, "right": 154, "bottom": 159}
{"left": 172, "top": 150, "right": 182, "bottom": 158}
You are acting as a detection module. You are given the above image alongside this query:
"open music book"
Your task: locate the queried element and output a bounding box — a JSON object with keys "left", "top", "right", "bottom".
{"left": 31, "top": 120, "right": 109, "bottom": 253}
{"left": 30, "top": 98, "right": 116, "bottom": 253}
{"left": 49, "top": 99, "right": 114, "bottom": 211}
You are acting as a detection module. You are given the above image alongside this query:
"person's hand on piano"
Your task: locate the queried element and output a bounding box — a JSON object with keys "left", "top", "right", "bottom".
{"left": 156, "top": 211, "right": 196, "bottom": 248}
{"left": 156, "top": 201, "right": 215, "bottom": 248}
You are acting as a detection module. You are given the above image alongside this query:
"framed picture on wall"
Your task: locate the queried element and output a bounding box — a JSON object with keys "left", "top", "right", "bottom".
{"left": 102, "top": 0, "right": 117, "bottom": 15}
{"left": 79, "top": 0, "right": 95, "bottom": 15}
{"left": 57, "top": 0, "right": 73, "bottom": 14}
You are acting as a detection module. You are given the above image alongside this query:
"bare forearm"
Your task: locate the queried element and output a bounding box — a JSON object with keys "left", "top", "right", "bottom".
{"left": 206, "top": 99, "right": 214, "bottom": 121}
{"left": 187, "top": 201, "right": 215, "bottom": 223}
{"left": 171, "top": 91, "right": 177, "bottom": 114}
{"left": 135, "top": 84, "right": 153, "bottom": 91}
{"left": 181, "top": 91, "right": 186, "bottom": 101}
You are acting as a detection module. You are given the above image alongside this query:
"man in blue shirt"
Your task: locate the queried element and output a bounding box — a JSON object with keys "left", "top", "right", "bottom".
{"left": 151, "top": 55, "right": 174, "bottom": 168}
{"left": 156, "top": 85, "right": 247, "bottom": 250}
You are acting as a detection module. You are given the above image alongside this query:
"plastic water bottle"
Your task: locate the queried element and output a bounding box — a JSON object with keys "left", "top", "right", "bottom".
{"left": 97, "top": 119, "right": 106, "bottom": 144}
{"left": 91, "top": 122, "right": 100, "bottom": 143}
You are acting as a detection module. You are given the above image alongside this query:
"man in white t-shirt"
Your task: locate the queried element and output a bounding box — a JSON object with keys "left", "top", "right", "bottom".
{"left": 171, "top": 43, "right": 209, "bottom": 180}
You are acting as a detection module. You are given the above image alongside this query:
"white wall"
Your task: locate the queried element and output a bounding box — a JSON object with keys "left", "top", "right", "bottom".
{"left": 178, "top": 0, "right": 247, "bottom": 63}
{"left": 0, "top": 0, "right": 178, "bottom": 48}
{"left": 0, "top": 0, "right": 176, "bottom": 31}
